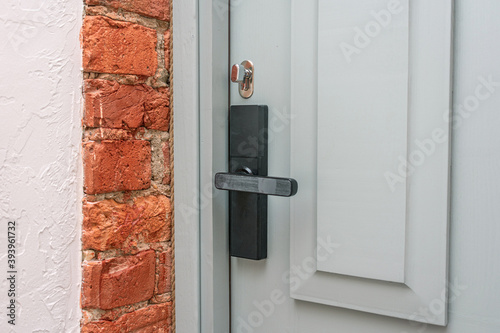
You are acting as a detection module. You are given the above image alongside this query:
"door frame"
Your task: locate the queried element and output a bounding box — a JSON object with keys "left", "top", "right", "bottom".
{"left": 173, "top": 0, "right": 231, "bottom": 332}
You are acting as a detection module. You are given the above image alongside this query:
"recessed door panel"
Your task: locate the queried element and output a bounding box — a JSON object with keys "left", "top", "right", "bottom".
{"left": 290, "top": 0, "right": 452, "bottom": 325}
{"left": 317, "top": 0, "right": 409, "bottom": 282}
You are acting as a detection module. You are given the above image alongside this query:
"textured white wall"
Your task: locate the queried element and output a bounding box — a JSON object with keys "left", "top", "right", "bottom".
{"left": 0, "top": 1, "right": 82, "bottom": 332}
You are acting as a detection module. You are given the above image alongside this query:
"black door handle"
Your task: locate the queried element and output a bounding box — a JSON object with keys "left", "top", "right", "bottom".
{"left": 214, "top": 105, "right": 298, "bottom": 260}
{"left": 215, "top": 173, "right": 298, "bottom": 197}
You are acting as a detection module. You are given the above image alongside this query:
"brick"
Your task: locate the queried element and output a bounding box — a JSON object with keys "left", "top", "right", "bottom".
{"left": 118, "top": 302, "right": 172, "bottom": 331}
{"left": 134, "top": 321, "right": 171, "bottom": 333}
{"left": 83, "top": 195, "right": 172, "bottom": 252}
{"left": 161, "top": 141, "right": 170, "bottom": 185}
{"left": 83, "top": 140, "right": 151, "bottom": 194}
{"left": 81, "top": 251, "right": 156, "bottom": 310}
{"left": 156, "top": 248, "right": 172, "bottom": 294}
{"left": 86, "top": 0, "right": 171, "bottom": 21}
{"left": 81, "top": 320, "right": 119, "bottom": 333}
{"left": 84, "top": 79, "right": 170, "bottom": 130}
{"left": 82, "top": 16, "right": 157, "bottom": 76}
{"left": 143, "top": 93, "right": 170, "bottom": 131}
{"left": 100, "top": 251, "right": 156, "bottom": 309}
{"left": 81, "top": 302, "right": 172, "bottom": 332}
{"left": 81, "top": 261, "right": 103, "bottom": 308}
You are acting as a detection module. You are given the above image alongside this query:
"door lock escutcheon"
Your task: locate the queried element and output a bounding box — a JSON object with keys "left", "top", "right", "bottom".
{"left": 215, "top": 105, "right": 298, "bottom": 260}
{"left": 231, "top": 60, "right": 254, "bottom": 99}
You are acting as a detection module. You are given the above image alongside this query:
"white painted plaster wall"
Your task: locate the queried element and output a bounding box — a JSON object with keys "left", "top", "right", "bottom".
{"left": 0, "top": 0, "right": 82, "bottom": 332}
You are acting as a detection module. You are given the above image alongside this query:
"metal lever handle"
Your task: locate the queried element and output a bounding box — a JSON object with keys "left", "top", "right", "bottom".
{"left": 215, "top": 173, "right": 298, "bottom": 197}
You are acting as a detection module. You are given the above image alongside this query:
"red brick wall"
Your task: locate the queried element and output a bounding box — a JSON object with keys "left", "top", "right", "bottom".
{"left": 80, "top": 0, "right": 173, "bottom": 331}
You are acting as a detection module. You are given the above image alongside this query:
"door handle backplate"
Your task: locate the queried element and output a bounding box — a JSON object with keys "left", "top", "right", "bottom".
{"left": 214, "top": 105, "right": 298, "bottom": 260}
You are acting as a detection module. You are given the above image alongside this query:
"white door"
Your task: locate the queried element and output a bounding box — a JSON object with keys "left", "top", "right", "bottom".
{"left": 227, "top": 0, "right": 500, "bottom": 332}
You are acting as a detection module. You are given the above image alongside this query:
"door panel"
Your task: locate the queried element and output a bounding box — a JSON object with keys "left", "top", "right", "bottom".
{"left": 291, "top": 0, "right": 452, "bottom": 325}
{"left": 316, "top": 0, "right": 409, "bottom": 282}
